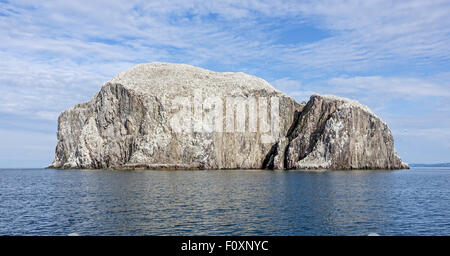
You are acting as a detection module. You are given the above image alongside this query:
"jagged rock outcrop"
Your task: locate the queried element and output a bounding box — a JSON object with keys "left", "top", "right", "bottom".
{"left": 264, "top": 94, "right": 408, "bottom": 170}
{"left": 49, "top": 62, "right": 408, "bottom": 170}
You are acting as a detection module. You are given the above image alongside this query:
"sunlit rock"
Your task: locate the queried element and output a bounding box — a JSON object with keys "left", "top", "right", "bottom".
{"left": 49, "top": 63, "right": 407, "bottom": 170}
{"left": 49, "top": 63, "right": 301, "bottom": 169}
{"left": 281, "top": 94, "right": 408, "bottom": 170}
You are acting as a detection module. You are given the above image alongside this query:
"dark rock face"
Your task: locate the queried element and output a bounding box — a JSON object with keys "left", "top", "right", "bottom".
{"left": 49, "top": 63, "right": 408, "bottom": 170}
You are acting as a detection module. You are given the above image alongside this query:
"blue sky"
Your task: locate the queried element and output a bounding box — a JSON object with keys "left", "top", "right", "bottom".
{"left": 1, "top": 0, "right": 450, "bottom": 167}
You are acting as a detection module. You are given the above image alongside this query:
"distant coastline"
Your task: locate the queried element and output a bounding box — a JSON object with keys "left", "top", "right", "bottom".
{"left": 409, "top": 163, "right": 450, "bottom": 167}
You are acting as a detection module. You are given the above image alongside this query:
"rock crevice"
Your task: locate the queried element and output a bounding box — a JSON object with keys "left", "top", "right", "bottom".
{"left": 275, "top": 94, "right": 408, "bottom": 170}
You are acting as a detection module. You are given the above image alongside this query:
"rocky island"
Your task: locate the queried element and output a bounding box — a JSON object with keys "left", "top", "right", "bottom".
{"left": 49, "top": 63, "right": 408, "bottom": 170}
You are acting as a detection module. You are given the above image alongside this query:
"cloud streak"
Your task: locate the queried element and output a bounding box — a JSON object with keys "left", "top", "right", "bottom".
{"left": 0, "top": 0, "right": 449, "bottom": 165}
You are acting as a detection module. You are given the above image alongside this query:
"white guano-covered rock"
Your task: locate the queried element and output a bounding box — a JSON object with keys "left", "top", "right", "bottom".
{"left": 49, "top": 63, "right": 301, "bottom": 169}
{"left": 280, "top": 94, "right": 408, "bottom": 170}
{"left": 49, "top": 63, "right": 407, "bottom": 170}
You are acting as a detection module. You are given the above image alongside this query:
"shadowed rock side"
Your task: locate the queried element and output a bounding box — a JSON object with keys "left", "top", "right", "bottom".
{"left": 49, "top": 63, "right": 407, "bottom": 170}
{"left": 264, "top": 94, "right": 409, "bottom": 170}
{"left": 49, "top": 63, "right": 302, "bottom": 169}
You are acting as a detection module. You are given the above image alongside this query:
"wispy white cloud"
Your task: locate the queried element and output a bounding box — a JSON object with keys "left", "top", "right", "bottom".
{"left": 0, "top": 0, "right": 449, "bottom": 164}
{"left": 2, "top": 0, "right": 449, "bottom": 108}
{"left": 282, "top": 75, "right": 450, "bottom": 108}
{"left": 327, "top": 76, "right": 450, "bottom": 98}
{"left": 282, "top": 0, "right": 450, "bottom": 72}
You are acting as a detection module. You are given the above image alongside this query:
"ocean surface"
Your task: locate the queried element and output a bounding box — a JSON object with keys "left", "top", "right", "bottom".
{"left": 0, "top": 167, "right": 449, "bottom": 236}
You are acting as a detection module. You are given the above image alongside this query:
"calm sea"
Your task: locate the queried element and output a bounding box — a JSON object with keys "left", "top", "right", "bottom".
{"left": 0, "top": 167, "right": 449, "bottom": 236}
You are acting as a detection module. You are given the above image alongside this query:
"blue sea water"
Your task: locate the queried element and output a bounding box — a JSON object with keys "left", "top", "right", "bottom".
{"left": 0, "top": 167, "right": 449, "bottom": 236}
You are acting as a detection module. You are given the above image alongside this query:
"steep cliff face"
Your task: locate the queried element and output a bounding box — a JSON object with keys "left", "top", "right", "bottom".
{"left": 49, "top": 63, "right": 407, "bottom": 170}
{"left": 279, "top": 94, "right": 408, "bottom": 170}
{"left": 50, "top": 63, "right": 301, "bottom": 169}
